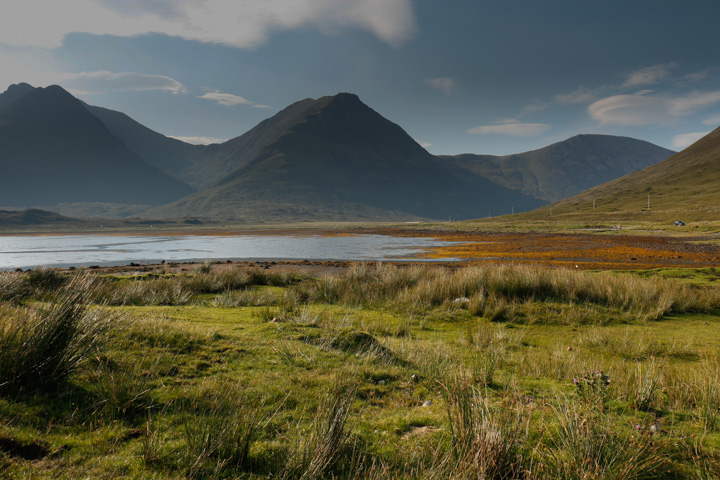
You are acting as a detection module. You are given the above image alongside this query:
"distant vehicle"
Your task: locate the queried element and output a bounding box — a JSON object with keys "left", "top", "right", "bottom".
{"left": 674, "top": 221, "right": 686, "bottom": 226}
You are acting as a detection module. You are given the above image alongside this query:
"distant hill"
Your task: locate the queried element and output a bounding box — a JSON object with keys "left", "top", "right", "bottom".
{"left": 442, "top": 135, "right": 674, "bottom": 202}
{"left": 522, "top": 125, "right": 720, "bottom": 223}
{"left": 145, "top": 93, "right": 545, "bottom": 221}
{"left": 0, "top": 209, "right": 80, "bottom": 226}
{"left": 0, "top": 84, "right": 195, "bottom": 207}
{"left": 84, "top": 103, "right": 205, "bottom": 182}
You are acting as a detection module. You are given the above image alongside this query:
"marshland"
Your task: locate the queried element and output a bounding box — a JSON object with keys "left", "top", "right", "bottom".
{"left": 1, "top": 261, "right": 720, "bottom": 479}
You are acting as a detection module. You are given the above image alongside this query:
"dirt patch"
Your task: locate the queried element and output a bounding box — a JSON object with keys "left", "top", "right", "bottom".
{"left": 0, "top": 436, "right": 50, "bottom": 460}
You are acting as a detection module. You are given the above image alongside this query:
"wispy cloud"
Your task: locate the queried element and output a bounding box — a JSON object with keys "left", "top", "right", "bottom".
{"left": 554, "top": 86, "right": 603, "bottom": 105}
{"left": 467, "top": 122, "right": 551, "bottom": 137}
{"left": 0, "top": 0, "right": 418, "bottom": 49}
{"left": 622, "top": 63, "right": 677, "bottom": 87}
{"left": 671, "top": 131, "right": 710, "bottom": 149}
{"left": 197, "top": 91, "right": 269, "bottom": 108}
{"left": 415, "top": 139, "right": 432, "bottom": 148}
{"left": 169, "top": 135, "right": 227, "bottom": 145}
{"left": 702, "top": 114, "right": 720, "bottom": 126}
{"left": 198, "top": 92, "right": 254, "bottom": 107}
{"left": 425, "top": 77, "right": 456, "bottom": 95}
{"left": 588, "top": 90, "right": 720, "bottom": 126}
{"left": 63, "top": 71, "right": 187, "bottom": 95}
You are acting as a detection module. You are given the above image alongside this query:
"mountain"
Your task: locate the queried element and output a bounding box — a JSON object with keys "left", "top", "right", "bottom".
{"left": 84, "top": 103, "right": 205, "bottom": 181}
{"left": 524, "top": 125, "right": 720, "bottom": 222}
{"left": 145, "top": 93, "right": 546, "bottom": 221}
{"left": 442, "top": 135, "right": 674, "bottom": 202}
{"left": 0, "top": 82, "right": 35, "bottom": 109}
{"left": 0, "top": 84, "right": 194, "bottom": 207}
{"left": 180, "top": 97, "right": 321, "bottom": 189}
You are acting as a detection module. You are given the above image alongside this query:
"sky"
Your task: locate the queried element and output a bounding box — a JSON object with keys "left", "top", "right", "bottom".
{"left": 1, "top": 0, "right": 719, "bottom": 155}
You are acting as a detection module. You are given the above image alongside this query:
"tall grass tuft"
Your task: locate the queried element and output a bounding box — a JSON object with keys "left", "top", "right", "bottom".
{"left": 440, "top": 373, "right": 529, "bottom": 479}
{"left": 0, "top": 275, "right": 108, "bottom": 394}
{"left": 0, "top": 272, "right": 27, "bottom": 302}
{"left": 297, "top": 263, "right": 719, "bottom": 323}
{"left": 539, "top": 397, "right": 670, "bottom": 480}
{"left": 182, "top": 390, "right": 268, "bottom": 479}
{"left": 283, "top": 380, "right": 357, "bottom": 480}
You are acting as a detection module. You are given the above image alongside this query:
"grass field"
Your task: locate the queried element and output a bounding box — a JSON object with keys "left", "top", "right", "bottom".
{"left": 1, "top": 263, "right": 720, "bottom": 479}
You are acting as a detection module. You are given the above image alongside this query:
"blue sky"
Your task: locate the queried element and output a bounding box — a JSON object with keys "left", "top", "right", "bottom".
{"left": 1, "top": 0, "right": 719, "bottom": 155}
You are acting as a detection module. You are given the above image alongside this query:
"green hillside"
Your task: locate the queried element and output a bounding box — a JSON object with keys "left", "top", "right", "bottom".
{"left": 509, "top": 125, "right": 720, "bottom": 227}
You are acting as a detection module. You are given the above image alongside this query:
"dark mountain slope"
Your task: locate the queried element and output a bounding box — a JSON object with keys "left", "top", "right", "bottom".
{"left": 0, "top": 85, "right": 194, "bottom": 207}
{"left": 146, "top": 93, "right": 545, "bottom": 221}
{"left": 182, "top": 97, "right": 320, "bottom": 189}
{"left": 443, "top": 135, "right": 674, "bottom": 202}
{"left": 0, "top": 82, "right": 35, "bottom": 109}
{"left": 84, "top": 104, "right": 205, "bottom": 179}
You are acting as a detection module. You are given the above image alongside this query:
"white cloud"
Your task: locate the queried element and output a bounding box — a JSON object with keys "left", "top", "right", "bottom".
{"left": 62, "top": 71, "right": 186, "bottom": 95}
{"left": 702, "top": 114, "right": 720, "bottom": 126}
{"left": 253, "top": 104, "right": 272, "bottom": 109}
{"left": 169, "top": 136, "right": 227, "bottom": 145}
{"left": 623, "top": 63, "right": 677, "bottom": 87}
{"left": 425, "top": 77, "right": 456, "bottom": 95}
{"left": 0, "top": 0, "right": 417, "bottom": 49}
{"left": 467, "top": 123, "right": 551, "bottom": 137}
{"left": 671, "top": 132, "right": 710, "bottom": 149}
{"left": 588, "top": 90, "right": 720, "bottom": 126}
{"left": 198, "top": 92, "right": 253, "bottom": 107}
{"left": 415, "top": 139, "right": 432, "bottom": 148}
{"left": 588, "top": 94, "right": 670, "bottom": 126}
{"left": 554, "top": 87, "right": 602, "bottom": 105}
{"left": 669, "top": 91, "right": 720, "bottom": 116}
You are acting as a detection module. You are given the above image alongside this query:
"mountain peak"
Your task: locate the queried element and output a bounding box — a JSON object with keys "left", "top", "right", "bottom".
{"left": 0, "top": 82, "right": 37, "bottom": 109}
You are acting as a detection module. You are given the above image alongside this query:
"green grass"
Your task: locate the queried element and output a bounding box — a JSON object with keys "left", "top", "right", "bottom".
{"left": 1, "top": 264, "right": 720, "bottom": 478}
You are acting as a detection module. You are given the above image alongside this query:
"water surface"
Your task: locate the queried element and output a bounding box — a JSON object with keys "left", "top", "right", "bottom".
{"left": 0, "top": 234, "right": 460, "bottom": 269}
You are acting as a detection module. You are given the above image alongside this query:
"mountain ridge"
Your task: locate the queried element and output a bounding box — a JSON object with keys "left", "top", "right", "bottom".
{"left": 0, "top": 84, "right": 195, "bottom": 207}
{"left": 145, "top": 92, "right": 546, "bottom": 221}
{"left": 442, "top": 134, "right": 674, "bottom": 202}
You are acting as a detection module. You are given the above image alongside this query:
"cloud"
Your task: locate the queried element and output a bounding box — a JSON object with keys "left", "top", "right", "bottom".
{"left": 425, "top": 77, "right": 456, "bottom": 95}
{"left": 169, "top": 136, "right": 227, "bottom": 145}
{"left": 415, "top": 139, "right": 432, "bottom": 148}
{"left": 198, "top": 92, "right": 253, "bottom": 107}
{"left": 554, "top": 87, "right": 602, "bottom": 105}
{"left": 588, "top": 94, "right": 670, "bottom": 126}
{"left": 623, "top": 63, "right": 677, "bottom": 87}
{"left": 467, "top": 122, "right": 551, "bottom": 137}
{"left": 702, "top": 114, "right": 720, "bottom": 126}
{"left": 671, "top": 131, "right": 710, "bottom": 149}
{"left": 0, "top": 0, "right": 417, "bottom": 49}
{"left": 588, "top": 90, "right": 720, "bottom": 126}
{"left": 62, "top": 71, "right": 186, "bottom": 95}
{"left": 197, "top": 91, "right": 268, "bottom": 108}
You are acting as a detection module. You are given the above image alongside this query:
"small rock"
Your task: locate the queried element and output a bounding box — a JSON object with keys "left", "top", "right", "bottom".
{"left": 452, "top": 297, "right": 470, "bottom": 304}
{"left": 378, "top": 379, "right": 386, "bottom": 385}
{"left": 422, "top": 400, "right": 432, "bottom": 407}
{"left": 566, "top": 346, "right": 573, "bottom": 351}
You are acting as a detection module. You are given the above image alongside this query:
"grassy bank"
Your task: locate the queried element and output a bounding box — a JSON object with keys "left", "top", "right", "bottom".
{"left": 1, "top": 264, "right": 720, "bottom": 478}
